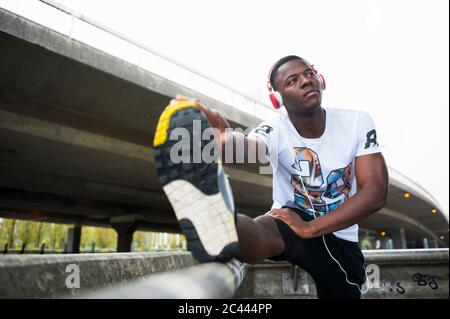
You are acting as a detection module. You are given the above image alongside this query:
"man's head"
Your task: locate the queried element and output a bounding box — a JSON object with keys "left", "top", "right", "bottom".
{"left": 268, "top": 55, "right": 324, "bottom": 114}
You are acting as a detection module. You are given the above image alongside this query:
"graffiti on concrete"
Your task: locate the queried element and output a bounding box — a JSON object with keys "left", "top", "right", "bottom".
{"left": 412, "top": 273, "right": 442, "bottom": 290}
{"left": 377, "top": 273, "right": 447, "bottom": 295}
{"left": 381, "top": 281, "right": 405, "bottom": 294}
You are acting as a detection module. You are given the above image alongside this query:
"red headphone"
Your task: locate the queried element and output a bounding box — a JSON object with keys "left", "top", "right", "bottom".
{"left": 267, "top": 57, "right": 326, "bottom": 109}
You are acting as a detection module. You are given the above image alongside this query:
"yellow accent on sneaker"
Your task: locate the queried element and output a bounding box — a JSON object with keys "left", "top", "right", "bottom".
{"left": 153, "top": 100, "right": 198, "bottom": 147}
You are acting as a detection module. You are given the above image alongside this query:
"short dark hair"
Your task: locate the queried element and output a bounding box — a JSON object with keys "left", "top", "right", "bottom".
{"left": 269, "top": 55, "right": 303, "bottom": 91}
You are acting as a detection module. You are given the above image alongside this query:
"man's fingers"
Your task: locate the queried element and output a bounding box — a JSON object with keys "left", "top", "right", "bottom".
{"left": 170, "top": 95, "right": 230, "bottom": 132}
{"left": 196, "top": 100, "right": 215, "bottom": 118}
{"left": 269, "top": 213, "right": 284, "bottom": 221}
{"left": 194, "top": 98, "right": 206, "bottom": 108}
{"left": 172, "top": 96, "right": 217, "bottom": 122}
{"left": 269, "top": 208, "right": 284, "bottom": 214}
{"left": 268, "top": 209, "right": 290, "bottom": 220}
{"left": 196, "top": 102, "right": 207, "bottom": 114}
{"left": 268, "top": 210, "right": 282, "bottom": 217}
{"left": 175, "top": 94, "right": 190, "bottom": 101}
{"left": 170, "top": 95, "right": 194, "bottom": 105}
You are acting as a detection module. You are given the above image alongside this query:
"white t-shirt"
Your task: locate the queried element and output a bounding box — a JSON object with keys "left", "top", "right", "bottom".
{"left": 248, "top": 108, "right": 381, "bottom": 242}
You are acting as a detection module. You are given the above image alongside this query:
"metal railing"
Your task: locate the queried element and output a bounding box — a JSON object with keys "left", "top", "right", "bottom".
{"left": 84, "top": 258, "right": 247, "bottom": 299}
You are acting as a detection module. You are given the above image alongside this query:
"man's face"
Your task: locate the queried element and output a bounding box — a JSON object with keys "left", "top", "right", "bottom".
{"left": 274, "top": 59, "right": 322, "bottom": 114}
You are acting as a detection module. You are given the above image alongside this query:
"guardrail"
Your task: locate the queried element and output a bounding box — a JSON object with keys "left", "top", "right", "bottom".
{"left": 0, "top": 249, "right": 447, "bottom": 299}
{"left": 0, "top": 251, "right": 246, "bottom": 299}
{"left": 85, "top": 258, "right": 247, "bottom": 299}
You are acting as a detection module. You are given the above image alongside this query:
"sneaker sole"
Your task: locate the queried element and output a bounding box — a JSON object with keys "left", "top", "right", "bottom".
{"left": 153, "top": 101, "right": 239, "bottom": 263}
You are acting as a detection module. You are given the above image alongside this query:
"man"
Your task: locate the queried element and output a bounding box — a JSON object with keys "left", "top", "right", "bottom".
{"left": 153, "top": 55, "right": 389, "bottom": 299}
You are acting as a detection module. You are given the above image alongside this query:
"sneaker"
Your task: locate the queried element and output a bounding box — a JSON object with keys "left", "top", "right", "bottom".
{"left": 153, "top": 100, "right": 239, "bottom": 263}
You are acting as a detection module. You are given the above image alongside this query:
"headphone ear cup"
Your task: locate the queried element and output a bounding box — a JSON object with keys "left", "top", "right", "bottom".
{"left": 270, "top": 91, "right": 283, "bottom": 109}
{"left": 269, "top": 92, "right": 279, "bottom": 109}
{"left": 274, "top": 91, "right": 283, "bottom": 107}
{"left": 318, "top": 74, "right": 326, "bottom": 90}
{"left": 269, "top": 91, "right": 283, "bottom": 109}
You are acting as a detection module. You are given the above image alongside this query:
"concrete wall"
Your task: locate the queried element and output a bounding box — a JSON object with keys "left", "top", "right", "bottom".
{"left": 235, "top": 249, "right": 449, "bottom": 299}
{"left": 0, "top": 249, "right": 448, "bottom": 299}
{"left": 0, "top": 252, "right": 195, "bottom": 298}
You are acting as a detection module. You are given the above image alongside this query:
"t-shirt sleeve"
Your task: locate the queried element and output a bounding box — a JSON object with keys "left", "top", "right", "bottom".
{"left": 247, "top": 122, "right": 276, "bottom": 156}
{"left": 355, "top": 111, "right": 381, "bottom": 157}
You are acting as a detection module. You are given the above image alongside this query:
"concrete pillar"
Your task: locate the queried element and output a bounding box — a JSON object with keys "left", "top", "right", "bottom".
{"left": 392, "top": 228, "right": 407, "bottom": 249}
{"left": 384, "top": 238, "right": 394, "bottom": 249}
{"left": 379, "top": 237, "right": 392, "bottom": 249}
{"left": 67, "top": 225, "right": 81, "bottom": 253}
{"left": 422, "top": 238, "right": 429, "bottom": 249}
{"left": 114, "top": 223, "right": 137, "bottom": 252}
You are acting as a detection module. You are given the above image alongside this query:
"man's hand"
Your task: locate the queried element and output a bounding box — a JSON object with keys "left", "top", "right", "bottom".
{"left": 195, "top": 100, "right": 231, "bottom": 134}
{"left": 172, "top": 95, "right": 230, "bottom": 143}
{"left": 266, "top": 208, "right": 313, "bottom": 239}
{"left": 171, "top": 95, "right": 266, "bottom": 164}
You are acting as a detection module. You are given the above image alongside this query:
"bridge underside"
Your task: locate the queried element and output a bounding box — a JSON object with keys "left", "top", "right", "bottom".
{"left": 0, "top": 8, "right": 447, "bottom": 248}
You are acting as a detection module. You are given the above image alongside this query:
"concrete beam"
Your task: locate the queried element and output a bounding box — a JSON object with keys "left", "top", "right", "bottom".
{"left": 0, "top": 8, "right": 261, "bottom": 128}
{"left": 0, "top": 109, "right": 153, "bottom": 162}
{"left": 0, "top": 110, "right": 272, "bottom": 188}
{"left": 0, "top": 252, "right": 196, "bottom": 298}
{"left": 66, "top": 225, "right": 81, "bottom": 253}
{"left": 379, "top": 208, "right": 442, "bottom": 245}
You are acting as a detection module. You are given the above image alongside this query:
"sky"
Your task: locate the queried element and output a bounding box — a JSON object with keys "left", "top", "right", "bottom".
{"left": 54, "top": 0, "right": 449, "bottom": 214}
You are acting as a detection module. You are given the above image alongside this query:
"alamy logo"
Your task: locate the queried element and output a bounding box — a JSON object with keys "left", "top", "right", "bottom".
{"left": 65, "top": 264, "right": 80, "bottom": 289}
{"left": 169, "top": 122, "right": 271, "bottom": 174}
{"left": 364, "top": 264, "right": 380, "bottom": 289}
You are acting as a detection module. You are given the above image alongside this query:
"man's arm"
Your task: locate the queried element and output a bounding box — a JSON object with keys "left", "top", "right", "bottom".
{"left": 269, "top": 152, "right": 389, "bottom": 238}
{"left": 307, "top": 153, "right": 388, "bottom": 237}
{"left": 194, "top": 97, "right": 267, "bottom": 164}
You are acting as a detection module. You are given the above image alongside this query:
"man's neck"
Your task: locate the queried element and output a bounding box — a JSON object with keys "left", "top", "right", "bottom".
{"left": 287, "top": 107, "right": 326, "bottom": 139}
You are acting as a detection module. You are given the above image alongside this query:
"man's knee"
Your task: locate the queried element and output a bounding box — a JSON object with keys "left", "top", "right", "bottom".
{"left": 253, "top": 215, "right": 285, "bottom": 251}
{"left": 235, "top": 213, "right": 285, "bottom": 261}
{"left": 254, "top": 215, "right": 281, "bottom": 237}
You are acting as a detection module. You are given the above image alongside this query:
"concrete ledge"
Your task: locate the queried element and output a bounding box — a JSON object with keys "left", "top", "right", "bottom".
{"left": 1, "top": 249, "right": 448, "bottom": 299}
{"left": 0, "top": 251, "right": 195, "bottom": 298}
{"left": 85, "top": 258, "right": 247, "bottom": 299}
{"left": 235, "top": 249, "right": 449, "bottom": 299}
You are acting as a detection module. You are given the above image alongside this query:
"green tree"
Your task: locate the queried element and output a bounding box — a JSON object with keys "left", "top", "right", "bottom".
{"left": 36, "top": 222, "right": 44, "bottom": 248}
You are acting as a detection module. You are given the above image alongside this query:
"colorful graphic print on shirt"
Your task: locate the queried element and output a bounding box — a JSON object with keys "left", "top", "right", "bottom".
{"left": 291, "top": 147, "right": 352, "bottom": 216}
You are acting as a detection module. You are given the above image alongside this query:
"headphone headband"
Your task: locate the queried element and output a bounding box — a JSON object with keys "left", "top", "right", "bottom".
{"left": 267, "top": 55, "right": 303, "bottom": 88}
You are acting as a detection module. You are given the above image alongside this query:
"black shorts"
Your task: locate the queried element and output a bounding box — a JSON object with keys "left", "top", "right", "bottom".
{"left": 269, "top": 206, "right": 366, "bottom": 299}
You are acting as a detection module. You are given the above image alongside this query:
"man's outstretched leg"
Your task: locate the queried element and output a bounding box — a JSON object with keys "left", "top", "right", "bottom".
{"left": 235, "top": 214, "right": 285, "bottom": 263}
{"left": 153, "top": 100, "right": 285, "bottom": 263}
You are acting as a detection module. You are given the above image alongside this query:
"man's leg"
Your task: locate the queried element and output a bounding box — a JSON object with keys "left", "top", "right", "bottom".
{"left": 276, "top": 207, "right": 365, "bottom": 299}
{"left": 235, "top": 214, "right": 286, "bottom": 263}
{"left": 154, "top": 102, "right": 286, "bottom": 263}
